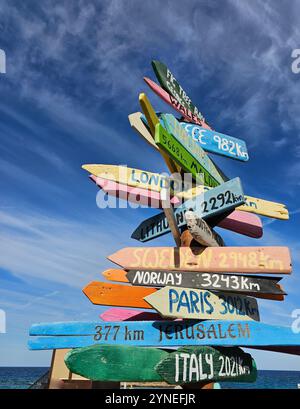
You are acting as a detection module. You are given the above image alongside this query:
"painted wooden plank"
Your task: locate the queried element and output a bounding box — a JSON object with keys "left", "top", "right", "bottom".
{"left": 217, "top": 210, "right": 262, "bottom": 239}
{"left": 128, "top": 112, "right": 158, "bottom": 150}
{"left": 83, "top": 282, "right": 155, "bottom": 309}
{"left": 125, "top": 270, "right": 285, "bottom": 298}
{"left": 161, "top": 188, "right": 181, "bottom": 247}
{"left": 144, "top": 76, "right": 209, "bottom": 128}
{"left": 89, "top": 175, "right": 178, "bottom": 208}
{"left": 131, "top": 177, "right": 245, "bottom": 242}
{"left": 107, "top": 246, "right": 292, "bottom": 274}
{"left": 82, "top": 164, "right": 185, "bottom": 195}
{"left": 64, "top": 344, "right": 256, "bottom": 384}
{"left": 151, "top": 60, "right": 209, "bottom": 127}
{"left": 155, "top": 346, "right": 256, "bottom": 384}
{"left": 83, "top": 163, "right": 287, "bottom": 220}
{"left": 161, "top": 114, "right": 225, "bottom": 184}
{"left": 144, "top": 287, "right": 260, "bottom": 321}
{"left": 180, "top": 122, "right": 249, "bottom": 162}
{"left": 139, "top": 93, "right": 180, "bottom": 174}
{"left": 155, "top": 122, "right": 219, "bottom": 187}
{"left": 177, "top": 185, "right": 289, "bottom": 220}
{"left": 100, "top": 308, "right": 167, "bottom": 322}
{"left": 65, "top": 345, "right": 167, "bottom": 382}
{"left": 28, "top": 320, "right": 300, "bottom": 355}
{"left": 185, "top": 210, "right": 224, "bottom": 247}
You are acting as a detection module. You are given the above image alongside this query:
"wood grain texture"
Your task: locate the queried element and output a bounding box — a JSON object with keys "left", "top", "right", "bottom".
{"left": 28, "top": 320, "right": 300, "bottom": 354}
{"left": 185, "top": 211, "right": 224, "bottom": 247}
{"left": 144, "top": 286, "right": 260, "bottom": 321}
{"left": 83, "top": 281, "right": 156, "bottom": 308}
{"left": 65, "top": 345, "right": 167, "bottom": 382}
{"left": 155, "top": 346, "right": 256, "bottom": 384}
{"left": 108, "top": 246, "right": 291, "bottom": 274}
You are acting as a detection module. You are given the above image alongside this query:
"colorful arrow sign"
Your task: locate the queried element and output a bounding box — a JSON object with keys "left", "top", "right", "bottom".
{"left": 64, "top": 344, "right": 256, "bottom": 384}
{"left": 155, "top": 346, "right": 256, "bottom": 384}
{"left": 131, "top": 177, "right": 245, "bottom": 242}
{"left": 144, "top": 286, "right": 260, "bottom": 321}
{"left": 107, "top": 246, "right": 292, "bottom": 274}
{"left": 151, "top": 60, "right": 209, "bottom": 127}
{"left": 28, "top": 320, "right": 300, "bottom": 355}
{"left": 180, "top": 121, "right": 249, "bottom": 162}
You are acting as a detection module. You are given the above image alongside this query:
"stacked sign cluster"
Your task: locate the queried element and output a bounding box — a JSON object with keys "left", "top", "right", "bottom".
{"left": 28, "top": 61, "right": 300, "bottom": 388}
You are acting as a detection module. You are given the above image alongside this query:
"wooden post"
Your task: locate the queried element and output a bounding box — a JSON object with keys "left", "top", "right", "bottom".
{"left": 180, "top": 229, "right": 215, "bottom": 390}
{"left": 161, "top": 188, "right": 181, "bottom": 247}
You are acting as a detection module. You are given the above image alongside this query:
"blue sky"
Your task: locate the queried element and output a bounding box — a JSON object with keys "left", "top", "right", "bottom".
{"left": 0, "top": 0, "right": 300, "bottom": 369}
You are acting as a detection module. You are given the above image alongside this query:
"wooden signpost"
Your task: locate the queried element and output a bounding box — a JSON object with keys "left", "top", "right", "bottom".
{"left": 107, "top": 246, "right": 292, "bottom": 274}
{"left": 151, "top": 60, "right": 210, "bottom": 127}
{"left": 144, "top": 287, "right": 260, "bottom": 321}
{"left": 180, "top": 122, "right": 249, "bottom": 162}
{"left": 131, "top": 177, "right": 245, "bottom": 242}
{"left": 28, "top": 320, "right": 300, "bottom": 355}
{"left": 64, "top": 344, "right": 256, "bottom": 384}
{"left": 155, "top": 346, "right": 257, "bottom": 384}
{"left": 144, "top": 76, "right": 208, "bottom": 128}
{"left": 185, "top": 210, "right": 225, "bottom": 247}
{"left": 155, "top": 122, "right": 220, "bottom": 187}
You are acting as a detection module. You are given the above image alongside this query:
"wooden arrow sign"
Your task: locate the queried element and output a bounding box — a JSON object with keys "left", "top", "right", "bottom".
{"left": 124, "top": 270, "right": 285, "bottom": 297}
{"left": 89, "top": 175, "right": 178, "bottom": 208}
{"left": 107, "top": 247, "right": 292, "bottom": 274}
{"left": 100, "top": 308, "right": 169, "bottom": 322}
{"left": 28, "top": 320, "right": 300, "bottom": 355}
{"left": 185, "top": 210, "right": 225, "bottom": 247}
{"left": 159, "top": 114, "right": 224, "bottom": 186}
{"left": 144, "top": 287, "right": 260, "bottom": 321}
{"left": 155, "top": 346, "right": 256, "bottom": 384}
{"left": 131, "top": 177, "right": 245, "bottom": 242}
{"left": 177, "top": 185, "right": 289, "bottom": 220}
{"left": 128, "top": 112, "right": 158, "bottom": 151}
{"left": 64, "top": 344, "right": 256, "bottom": 384}
{"left": 144, "top": 76, "right": 208, "bottom": 128}
{"left": 151, "top": 60, "right": 210, "bottom": 127}
{"left": 83, "top": 282, "right": 155, "bottom": 309}
{"left": 217, "top": 210, "right": 262, "bottom": 239}
{"left": 82, "top": 164, "right": 185, "bottom": 195}
{"left": 180, "top": 122, "right": 249, "bottom": 162}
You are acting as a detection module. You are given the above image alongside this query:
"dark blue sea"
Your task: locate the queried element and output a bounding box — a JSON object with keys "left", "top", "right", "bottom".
{"left": 0, "top": 368, "right": 300, "bottom": 389}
